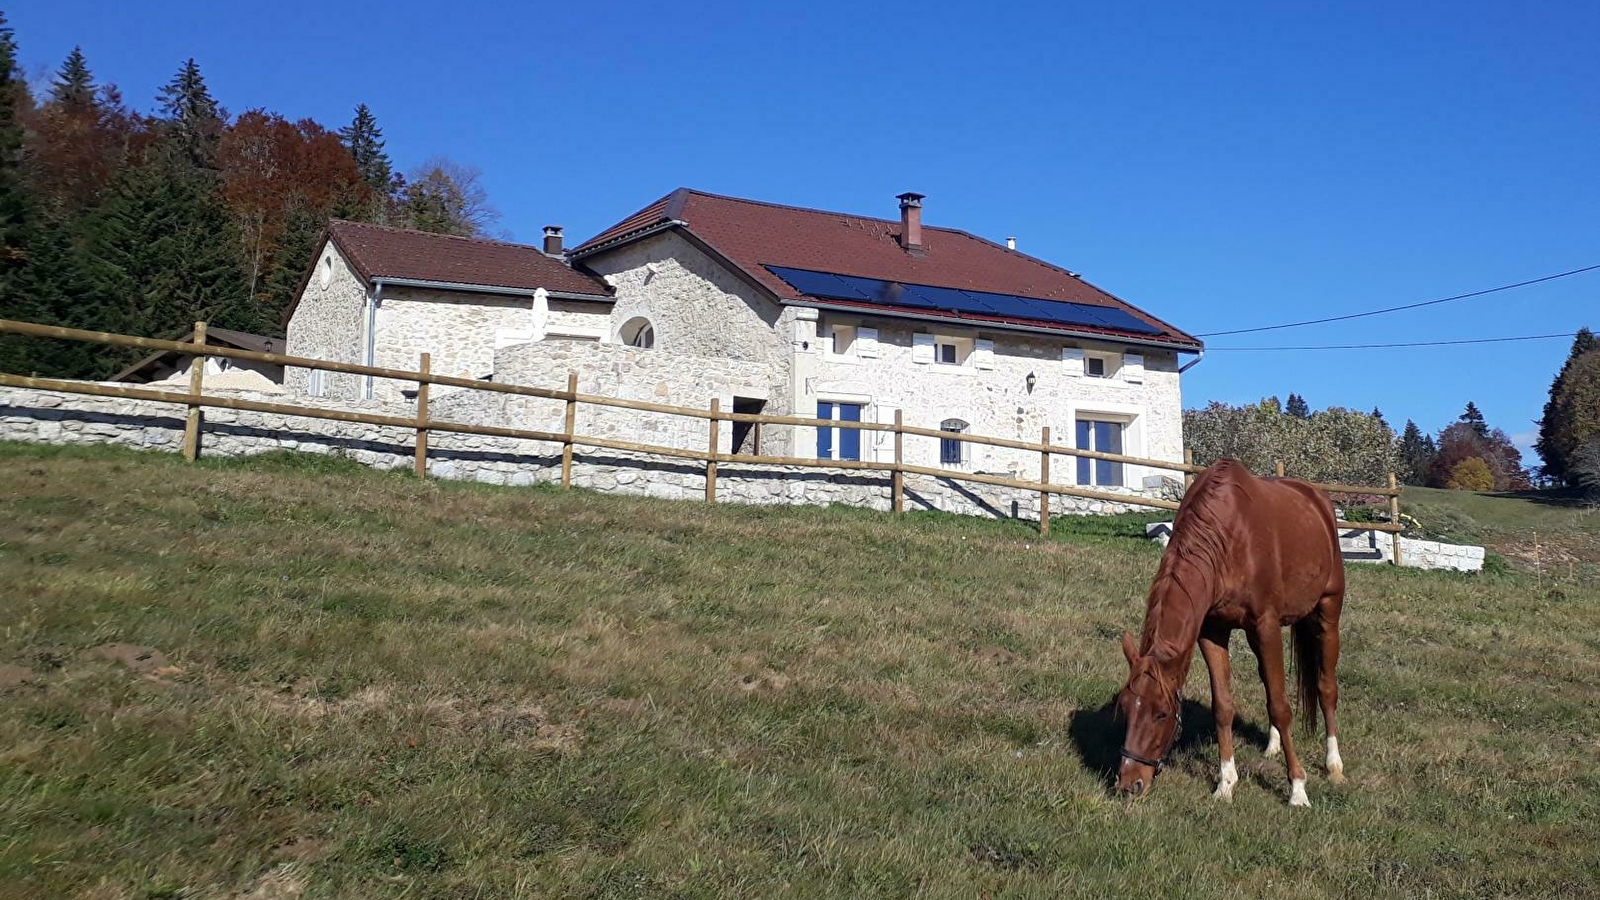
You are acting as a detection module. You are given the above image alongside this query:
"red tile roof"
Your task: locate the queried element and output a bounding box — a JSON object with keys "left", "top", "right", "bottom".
{"left": 327, "top": 220, "right": 612, "bottom": 297}
{"left": 573, "top": 189, "right": 1199, "bottom": 348}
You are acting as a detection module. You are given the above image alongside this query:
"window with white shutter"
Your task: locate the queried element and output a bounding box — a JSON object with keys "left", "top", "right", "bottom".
{"left": 1062, "top": 347, "right": 1085, "bottom": 377}
{"left": 1122, "top": 352, "right": 1145, "bottom": 383}
{"left": 973, "top": 338, "right": 995, "bottom": 370}
{"left": 912, "top": 333, "right": 934, "bottom": 364}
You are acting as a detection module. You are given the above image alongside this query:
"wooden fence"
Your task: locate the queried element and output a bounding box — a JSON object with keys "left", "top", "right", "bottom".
{"left": 0, "top": 318, "right": 1405, "bottom": 562}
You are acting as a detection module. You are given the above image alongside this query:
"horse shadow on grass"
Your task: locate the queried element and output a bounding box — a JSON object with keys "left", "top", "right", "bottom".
{"left": 1066, "top": 697, "right": 1270, "bottom": 791}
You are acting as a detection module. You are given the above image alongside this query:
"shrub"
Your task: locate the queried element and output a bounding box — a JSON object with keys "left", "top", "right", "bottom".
{"left": 1445, "top": 457, "right": 1495, "bottom": 492}
{"left": 1184, "top": 399, "right": 1395, "bottom": 486}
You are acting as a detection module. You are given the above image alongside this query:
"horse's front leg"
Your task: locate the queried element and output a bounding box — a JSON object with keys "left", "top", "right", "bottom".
{"left": 1198, "top": 624, "right": 1238, "bottom": 801}
{"left": 1248, "top": 618, "right": 1309, "bottom": 807}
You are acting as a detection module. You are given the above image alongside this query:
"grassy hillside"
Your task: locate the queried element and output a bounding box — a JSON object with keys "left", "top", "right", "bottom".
{"left": 1401, "top": 485, "right": 1600, "bottom": 575}
{"left": 2, "top": 444, "right": 1598, "bottom": 899}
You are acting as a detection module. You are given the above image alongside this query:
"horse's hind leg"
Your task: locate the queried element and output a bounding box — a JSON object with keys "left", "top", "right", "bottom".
{"left": 1317, "top": 593, "right": 1345, "bottom": 783}
{"left": 1248, "top": 619, "right": 1310, "bottom": 807}
{"left": 1199, "top": 624, "right": 1237, "bottom": 800}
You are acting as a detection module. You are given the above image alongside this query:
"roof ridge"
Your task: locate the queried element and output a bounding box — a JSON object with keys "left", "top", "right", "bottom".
{"left": 328, "top": 219, "right": 548, "bottom": 254}
{"left": 680, "top": 187, "right": 974, "bottom": 235}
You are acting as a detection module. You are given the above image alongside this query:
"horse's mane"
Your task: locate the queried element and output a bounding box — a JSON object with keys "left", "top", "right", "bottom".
{"left": 1141, "top": 461, "right": 1251, "bottom": 656}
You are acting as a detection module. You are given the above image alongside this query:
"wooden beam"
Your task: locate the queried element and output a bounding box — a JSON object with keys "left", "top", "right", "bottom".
{"left": 1039, "top": 426, "right": 1051, "bottom": 537}
{"left": 561, "top": 371, "right": 577, "bottom": 488}
{"left": 181, "top": 322, "right": 206, "bottom": 462}
{"left": 1389, "top": 473, "right": 1403, "bottom": 566}
{"left": 892, "top": 409, "right": 904, "bottom": 514}
{"left": 706, "top": 398, "right": 719, "bottom": 502}
{"left": 414, "top": 353, "right": 430, "bottom": 478}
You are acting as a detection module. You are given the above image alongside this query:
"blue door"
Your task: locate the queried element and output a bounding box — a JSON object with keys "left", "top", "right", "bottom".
{"left": 816, "top": 402, "right": 864, "bottom": 461}
{"left": 1076, "top": 419, "right": 1125, "bottom": 486}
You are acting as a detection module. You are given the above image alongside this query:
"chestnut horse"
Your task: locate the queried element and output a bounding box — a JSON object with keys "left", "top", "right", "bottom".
{"left": 1114, "top": 459, "right": 1345, "bottom": 807}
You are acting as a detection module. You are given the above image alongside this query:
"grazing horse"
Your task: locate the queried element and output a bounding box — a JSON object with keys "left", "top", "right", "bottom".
{"left": 1114, "top": 459, "right": 1346, "bottom": 807}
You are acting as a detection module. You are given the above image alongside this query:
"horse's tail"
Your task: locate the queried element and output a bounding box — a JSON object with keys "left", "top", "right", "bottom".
{"left": 1290, "top": 617, "right": 1322, "bottom": 735}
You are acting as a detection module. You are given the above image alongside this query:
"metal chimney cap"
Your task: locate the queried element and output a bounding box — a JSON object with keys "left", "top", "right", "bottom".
{"left": 896, "top": 192, "right": 925, "bottom": 207}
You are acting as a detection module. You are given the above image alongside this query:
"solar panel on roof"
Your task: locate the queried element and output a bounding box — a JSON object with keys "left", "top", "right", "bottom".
{"left": 762, "top": 264, "right": 1166, "bottom": 337}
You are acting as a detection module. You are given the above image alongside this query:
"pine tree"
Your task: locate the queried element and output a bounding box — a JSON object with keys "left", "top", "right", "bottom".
{"left": 340, "top": 104, "right": 392, "bottom": 201}
{"left": 156, "top": 59, "right": 224, "bottom": 169}
{"left": 0, "top": 10, "right": 40, "bottom": 373}
{"left": 74, "top": 156, "right": 254, "bottom": 373}
{"left": 1458, "top": 401, "right": 1488, "bottom": 438}
{"left": 1396, "top": 419, "right": 1436, "bottom": 486}
{"left": 1536, "top": 327, "right": 1597, "bottom": 484}
{"left": 50, "top": 46, "right": 94, "bottom": 109}
{"left": 1285, "top": 393, "right": 1310, "bottom": 419}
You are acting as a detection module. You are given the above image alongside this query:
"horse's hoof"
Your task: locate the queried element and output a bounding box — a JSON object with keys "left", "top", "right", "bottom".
{"left": 1212, "top": 785, "right": 1235, "bottom": 802}
{"left": 1328, "top": 768, "right": 1346, "bottom": 784}
{"left": 1288, "top": 779, "right": 1311, "bottom": 807}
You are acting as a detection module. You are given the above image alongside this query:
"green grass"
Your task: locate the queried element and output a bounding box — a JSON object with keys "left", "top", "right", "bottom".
{"left": 2, "top": 443, "right": 1598, "bottom": 899}
{"left": 1401, "top": 484, "right": 1600, "bottom": 579}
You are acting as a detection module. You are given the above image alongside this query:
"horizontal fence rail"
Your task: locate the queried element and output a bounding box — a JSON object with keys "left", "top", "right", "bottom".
{"left": 0, "top": 318, "right": 1406, "bottom": 557}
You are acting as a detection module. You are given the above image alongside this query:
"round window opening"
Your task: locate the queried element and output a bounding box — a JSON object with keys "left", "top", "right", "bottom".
{"left": 621, "top": 317, "right": 655, "bottom": 349}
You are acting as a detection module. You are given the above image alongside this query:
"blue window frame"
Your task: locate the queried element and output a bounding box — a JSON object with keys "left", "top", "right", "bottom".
{"left": 1075, "top": 419, "right": 1125, "bottom": 486}
{"left": 940, "top": 418, "right": 968, "bottom": 466}
{"left": 816, "top": 401, "right": 863, "bottom": 461}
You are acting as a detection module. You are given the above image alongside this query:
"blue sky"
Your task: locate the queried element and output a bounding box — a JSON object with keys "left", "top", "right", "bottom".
{"left": 12, "top": 1, "right": 1599, "bottom": 457}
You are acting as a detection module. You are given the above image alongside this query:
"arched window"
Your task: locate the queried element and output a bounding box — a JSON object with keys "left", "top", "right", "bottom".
{"left": 319, "top": 255, "right": 334, "bottom": 289}
{"left": 620, "top": 316, "right": 655, "bottom": 349}
{"left": 940, "top": 418, "right": 969, "bottom": 467}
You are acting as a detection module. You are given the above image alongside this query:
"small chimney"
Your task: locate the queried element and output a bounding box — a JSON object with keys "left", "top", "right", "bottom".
{"left": 1006, "top": 236, "right": 1016, "bottom": 250}
{"left": 896, "top": 192, "right": 925, "bottom": 253}
{"left": 542, "top": 225, "right": 564, "bottom": 256}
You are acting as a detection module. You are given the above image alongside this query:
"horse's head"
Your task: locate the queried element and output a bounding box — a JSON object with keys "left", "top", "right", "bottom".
{"left": 1114, "top": 631, "right": 1181, "bottom": 799}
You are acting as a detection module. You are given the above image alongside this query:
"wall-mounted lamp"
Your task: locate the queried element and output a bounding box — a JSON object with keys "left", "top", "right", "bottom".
{"left": 1026, "top": 371, "right": 1037, "bottom": 394}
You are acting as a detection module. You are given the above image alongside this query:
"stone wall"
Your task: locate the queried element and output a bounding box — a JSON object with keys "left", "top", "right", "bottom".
{"left": 794, "top": 310, "right": 1186, "bottom": 485}
{"left": 284, "top": 241, "right": 368, "bottom": 400}
{"left": 0, "top": 385, "right": 1164, "bottom": 523}
{"left": 1143, "top": 521, "right": 1485, "bottom": 572}
{"left": 580, "top": 231, "right": 797, "bottom": 449}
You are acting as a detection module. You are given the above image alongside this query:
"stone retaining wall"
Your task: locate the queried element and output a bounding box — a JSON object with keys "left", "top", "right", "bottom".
{"left": 1144, "top": 521, "right": 1485, "bottom": 572}
{"left": 0, "top": 385, "right": 1171, "bottom": 522}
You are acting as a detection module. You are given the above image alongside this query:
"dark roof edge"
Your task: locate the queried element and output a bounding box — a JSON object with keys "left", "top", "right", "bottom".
{"left": 783, "top": 298, "right": 1204, "bottom": 352}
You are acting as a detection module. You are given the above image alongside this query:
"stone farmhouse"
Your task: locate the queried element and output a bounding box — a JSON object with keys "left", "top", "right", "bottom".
{"left": 284, "top": 189, "right": 1204, "bottom": 492}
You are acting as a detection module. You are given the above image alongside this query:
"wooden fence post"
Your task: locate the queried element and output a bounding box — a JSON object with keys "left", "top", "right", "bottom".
{"left": 892, "top": 409, "right": 904, "bottom": 513}
{"left": 1183, "top": 448, "right": 1195, "bottom": 492}
{"left": 1389, "top": 472, "right": 1403, "bottom": 567}
{"left": 1275, "top": 459, "right": 1286, "bottom": 478}
{"left": 413, "top": 353, "right": 430, "bottom": 478}
{"left": 182, "top": 321, "right": 206, "bottom": 463}
{"left": 706, "top": 398, "right": 720, "bottom": 502}
{"left": 561, "top": 371, "right": 577, "bottom": 487}
{"left": 1039, "top": 425, "right": 1051, "bottom": 537}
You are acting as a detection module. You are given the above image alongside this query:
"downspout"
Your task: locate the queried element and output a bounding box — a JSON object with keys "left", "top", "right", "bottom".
{"left": 1178, "top": 348, "right": 1205, "bottom": 374}
{"left": 365, "top": 281, "right": 384, "bottom": 399}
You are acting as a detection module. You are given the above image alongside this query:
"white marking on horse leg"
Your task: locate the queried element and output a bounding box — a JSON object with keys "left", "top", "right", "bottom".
{"left": 1289, "top": 778, "right": 1310, "bottom": 808}
{"left": 1326, "top": 736, "right": 1345, "bottom": 783}
{"left": 1265, "top": 726, "right": 1282, "bottom": 757}
{"left": 1212, "top": 757, "right": 1239, "bottom": 801}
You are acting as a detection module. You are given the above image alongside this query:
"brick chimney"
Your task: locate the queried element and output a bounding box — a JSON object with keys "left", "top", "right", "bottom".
{"left": 542, "top": 225, "right": 564, "bottom": 256}
{"left": 896, "top": 192, "right": 925, "bottom": 253}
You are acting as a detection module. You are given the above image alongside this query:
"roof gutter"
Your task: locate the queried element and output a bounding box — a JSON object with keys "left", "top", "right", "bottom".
{"left": 1178, "top": 349, "right": 1206, "bottom": 373}
{"left": 568, "top": 220, "right": 688, "bottom": 262}
{"left": 371, "top": 276, "right": 613, "bottom": 302}
{"left": 783, "top": 299, "right": 1204, "bottom": 355}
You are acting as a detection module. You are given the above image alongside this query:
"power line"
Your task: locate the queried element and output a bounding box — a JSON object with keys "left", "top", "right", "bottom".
{"left": 1197, "top": 263, "right": 1600, "bottom": 337}
{"left": 1207, "top": 332, "right": 1578, "bottom": 352}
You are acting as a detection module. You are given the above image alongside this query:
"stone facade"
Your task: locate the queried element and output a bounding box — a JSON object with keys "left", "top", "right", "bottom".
{"left": 579, "top": 231, "right": 798, "bottom": 449}
{"left": 284, "top": 242, "right": 368, "bottom": 400}
{"left": 793, "top": 309, "right": 1184, "bottom": 487}
{"left": 285, "top": 228, "right": 1190, "bottom": 478}
{"left": 0, "top": 386, "right": 1158, "bottom": 522}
